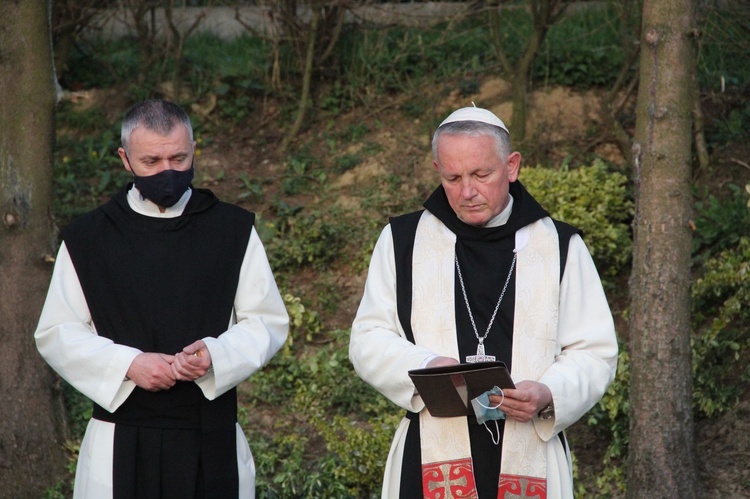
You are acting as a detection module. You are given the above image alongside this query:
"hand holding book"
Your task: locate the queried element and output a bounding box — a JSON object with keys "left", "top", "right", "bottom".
{"left": 408, "top": 361, "right": 515, "bottom": 417}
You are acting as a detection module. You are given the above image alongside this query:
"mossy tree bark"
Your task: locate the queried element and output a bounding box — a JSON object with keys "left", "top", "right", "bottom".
{"left": 627, "top": 0, "right": 698, "bottom": 497}
{"left": 0, "top": 0, "right": 67, "bottom": 495}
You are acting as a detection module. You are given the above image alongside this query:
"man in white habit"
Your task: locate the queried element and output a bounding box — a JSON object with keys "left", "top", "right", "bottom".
{"left": 349, "top": 106, "right": 618, "bottom": 499}
{"left": 35, "top": 99, "right": 289, "bottom": 498}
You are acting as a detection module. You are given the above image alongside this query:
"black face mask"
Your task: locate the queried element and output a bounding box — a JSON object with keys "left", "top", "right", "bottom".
{"left": 129, "top": 158, "right": 195, "bottom": 208}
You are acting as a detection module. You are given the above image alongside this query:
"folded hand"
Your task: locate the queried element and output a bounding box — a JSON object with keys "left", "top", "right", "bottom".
{"left": 126, "top": 352, "right": 177, "bottom": 391}
{"left": 171, "top": 339, "right": 213, "bottom": 381}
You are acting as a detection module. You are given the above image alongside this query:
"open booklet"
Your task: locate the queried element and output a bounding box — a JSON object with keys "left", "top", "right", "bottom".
{"left": 408, "top": 361, "right": 515, "bottom": 417}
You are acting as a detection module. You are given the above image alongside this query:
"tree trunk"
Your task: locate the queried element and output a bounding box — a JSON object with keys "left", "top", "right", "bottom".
{"left": 692, "top": 69, "right": 710, "bottom": 170}
{"left": 627, "top": 0, "right": 698, "bottom": 497}
{"left": 488, "top": 0, "right": 563, "bottom": 145}
{"left": 0, "top": 0, "right": 67, "bottom": 495}
{"left": 281, "top": 6, "right": 319, "bottom": 151}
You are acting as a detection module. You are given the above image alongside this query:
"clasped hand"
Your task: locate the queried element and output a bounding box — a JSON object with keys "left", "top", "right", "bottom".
{"left": 125, "top": 339, "right": 212, "bottom": 392}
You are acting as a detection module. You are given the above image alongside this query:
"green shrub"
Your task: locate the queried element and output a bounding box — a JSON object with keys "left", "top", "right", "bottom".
{"left": 249, "top": 424, "right": 336, "bottom": 498}
{"left": 54, "top": 128, "right": 131, "bottom": 225}
{"left": 534, "top": 47, "right": 625, "bottom": 89}
{"left": 583, "top": 347, "right": 630, "bottom": 497}
{"left": 310, "top": 413, "right": 399, "bottom": 499}
{"left": 262, "top": 207, "right": 343, "bottom": 272}
{"left": 691, "top": 236, "right": 750, "bottom": 418}
{"left": 282, "top": 293, "right": 323, "bottom": 347}
{"left": 692, "top": 183, "right": 750, "bottom": 265}
{"left": 248, "top": 329, "right": 395, "bottom": 498}
{"left": 520, "top": 160, "right": 634, "bottom": 283}
{"left": 690, "top": 185, "right": 750, "bottom": 419}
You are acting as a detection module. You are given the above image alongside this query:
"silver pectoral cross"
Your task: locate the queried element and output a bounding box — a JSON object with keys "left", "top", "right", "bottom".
{"left": 465, "top": 341, "right": 496, "bottom": 363}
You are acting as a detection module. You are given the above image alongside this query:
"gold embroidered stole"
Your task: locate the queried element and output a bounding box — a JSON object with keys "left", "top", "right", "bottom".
{"left": 411, "top": 212, "right": 559, "bottom": 499}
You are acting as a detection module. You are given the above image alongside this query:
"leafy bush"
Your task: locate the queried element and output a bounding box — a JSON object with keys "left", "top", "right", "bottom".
{"left": 692, "top": 183, "right": 750, "bottom": 265}
{"left": 54, "top": 128, "right": 131, "bottom": 225}
{"left": 282, "top": 293, "right": 323, "bottom": 347}
{"left": 262, "top": 207, "right": 343, "bottom": 272}
{"left": 534, "top": 48, "right": 625, "bottom": 89}
{"left": 189, "top": 34, "right": 270, "bottom": 124}
{"left": 247, "top": 329, "right": 395, "bottom": 498}
{"left": 520, "top": 160, "right": 634, "bottom": 283}
{"left": 582, "top": 347, "right": 630, "bottom": 497}
{"left": 691, "top": 236, "right": 750, "bottom": 418}
{"left": 310, "top": 413, "right": 399, "bottom": 499}
{"left": 334, "top": 3, "right": 629, "bottom": 102}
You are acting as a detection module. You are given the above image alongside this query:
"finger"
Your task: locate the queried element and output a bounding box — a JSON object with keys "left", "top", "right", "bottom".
{"left": 181, "top": 352, "right": 209, "bottom": 372}
{"left": 174, "top": 356, "right": 202, "bottom": 379}
{"left": 182, "top": 340, "right": 206, "bottom": 356}
{"left": 159, "top": 353, "right": 176, "bottom": 364}
{"left": 170, "top": 363, "right": 183, "bottom": 381}
{"left": 177, "top": 352, "right": 201, "bottom": 371}
{"left": 177, "top": 362, "right": 197, "bottom": 379}
{"left": 504, "top": 388, "right": 525, "bottom": 400}
{"left": 175, "top": 351, "right": 200, "bottom": 367}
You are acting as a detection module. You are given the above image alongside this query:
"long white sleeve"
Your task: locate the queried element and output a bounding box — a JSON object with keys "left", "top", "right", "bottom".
{"left": 34, "top": 243, "right": 141, "bottom": 412}
{"left": 534, "top": 234, "right": 618, "bottom": 439}
{"left": 349, "top": 225, "right": 436, "bottom": 412}
{"left": 196, "top": 229, "right": 289, "bottom": 398}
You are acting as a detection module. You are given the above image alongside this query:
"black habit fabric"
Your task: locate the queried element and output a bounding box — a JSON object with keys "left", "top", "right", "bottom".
{"left": 63, "top": 185, "right": 255, "bottom": 499}
{"left": 391, "top": 181, "right": 579, "bottom": 499}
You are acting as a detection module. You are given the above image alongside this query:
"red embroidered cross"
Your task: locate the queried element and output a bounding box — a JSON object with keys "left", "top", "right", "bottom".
{"left": 422, "top": 458, "right": 478, "bottom": 499}
{"left": 498, "top": 474, "right": 547, "bottom": 499}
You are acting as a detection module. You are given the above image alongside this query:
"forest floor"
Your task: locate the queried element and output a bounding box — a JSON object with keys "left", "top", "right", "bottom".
{"left": 74, "top": 74, "right": 750, "bottom": 497}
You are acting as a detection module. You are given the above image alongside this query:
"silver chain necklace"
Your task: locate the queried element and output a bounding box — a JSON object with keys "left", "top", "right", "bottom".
{"left": 456, "top": 252, "right": 517, "bottom": 363}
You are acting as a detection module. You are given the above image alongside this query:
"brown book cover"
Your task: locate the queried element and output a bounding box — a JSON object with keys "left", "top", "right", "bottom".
{"left": 408, "top": 361, "right": 515, "bottom": 417}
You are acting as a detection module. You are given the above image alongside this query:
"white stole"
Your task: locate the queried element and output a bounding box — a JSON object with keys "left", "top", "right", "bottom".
{"left": 411, "top": 211, "right": 559, "bottom": 499}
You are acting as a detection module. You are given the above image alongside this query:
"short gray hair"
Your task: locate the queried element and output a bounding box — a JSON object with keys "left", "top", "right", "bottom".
{"left": 121, "top": 100, "right": 193, "bottom": 152}
{"left": 431, "top": 120, "right": 511, "bottom": 165}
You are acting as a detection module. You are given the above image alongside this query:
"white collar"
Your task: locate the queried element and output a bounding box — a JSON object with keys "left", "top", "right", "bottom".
{"left": 483, "top": 194, "right": 514, "bottom": 228}
{"left": 126, "top": 186, "right": 192, "bottom": 218}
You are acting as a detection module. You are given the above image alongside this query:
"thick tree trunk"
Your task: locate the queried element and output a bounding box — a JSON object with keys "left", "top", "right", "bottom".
{"left": 627, "top": 0, "right": 698, "bottom": 497}
{"left": 0, "top": 0, "right": 67, "bottom": 495}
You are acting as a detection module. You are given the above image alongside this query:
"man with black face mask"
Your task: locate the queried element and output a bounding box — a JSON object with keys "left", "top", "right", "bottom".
{"left": 35, "top": 99, "right": 289, "bottom": 498}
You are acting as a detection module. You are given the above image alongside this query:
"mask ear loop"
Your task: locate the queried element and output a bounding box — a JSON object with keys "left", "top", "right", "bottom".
{"left": 476, "top": 387, "right": 505, "bottom": 410}
{"left": 483, "top": 420, "right": 501, "bottom": 445}
{"left": 477, "top": 387, "right": 505, "bottom": 446}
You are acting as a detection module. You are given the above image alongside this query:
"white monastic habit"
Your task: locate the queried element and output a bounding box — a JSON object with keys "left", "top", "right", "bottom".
{"left": 35, "top": 187, "right": 289, "bottom": 499}
{"left": 350, "top": 192, "right": 618, "bottom": 499}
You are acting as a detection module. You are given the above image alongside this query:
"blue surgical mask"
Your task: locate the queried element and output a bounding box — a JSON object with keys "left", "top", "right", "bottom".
{"left": 471, "top": 386, "right": 506, "bottom": 445}
{"left": 471, "top": 385, "right": 506, "bottom": 425}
